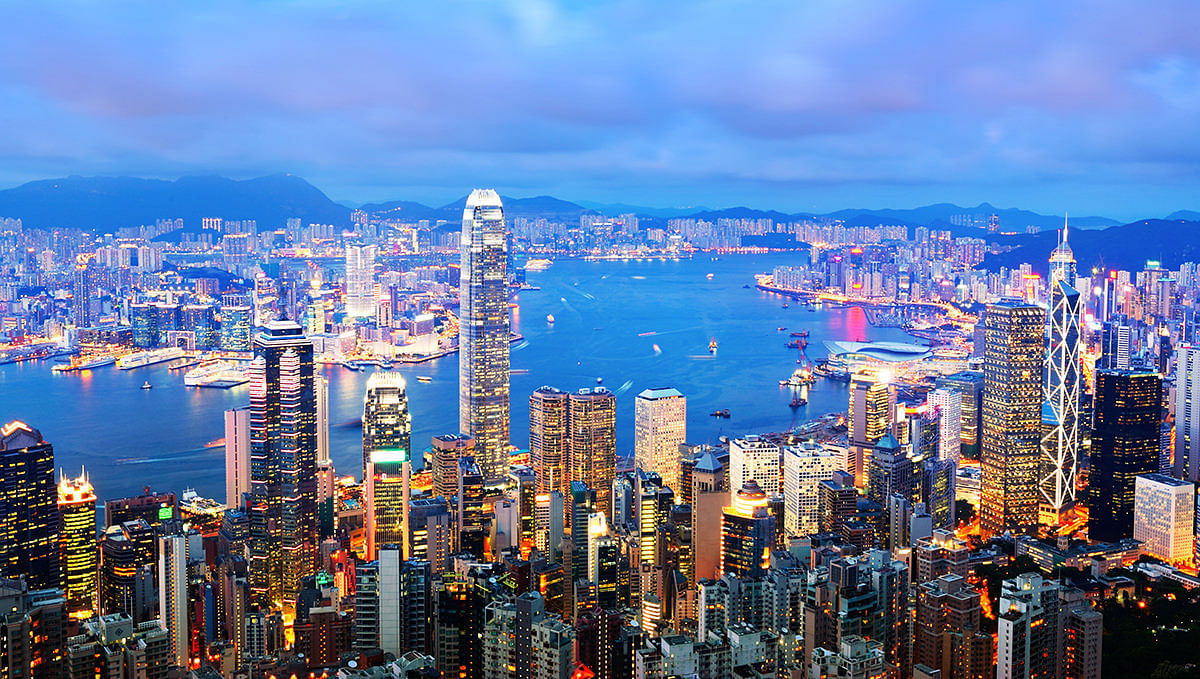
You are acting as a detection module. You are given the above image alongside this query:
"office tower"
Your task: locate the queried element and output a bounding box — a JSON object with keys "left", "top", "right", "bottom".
{"left": 100, "top": 520, "right": 156, "bottom": 621}
{"left": 914, "top": 574, "right": 982, "bottom": 675}
{"left": 729, "top": 435, "right": 781, "bottom": 503}
{"left": 431, "top": 434, "right": 473, "bottom": 500}
{"left": 224, "top": 407, "right": 251, "bottom": 509}
{"left": 926, "top": 388, "right": 962, "bottom": 464}
{"left": 457, "top": 456, "right": 488, "bottom": 558}
{"left": 534, "top": 492, "right": 564, "bottom": 558}
{"left": 219, "top": 306, "right": 253, "bottom": 351}
{"left": 363, "top": 373, "right": 412, "bottom": 559}
{"left": 935, "top": 371, "right": 984, "bottom": 458}
{"left": 65, "top": 613, "right": 172, "bottom": 679}
{"left": 809, "top": 636, "right": 885, "bottom": 679}
{"left": 866, "top": 434, "right": 914, "bottom": 546}
{"left": 918, "top": 456, "right": 957, "bottom": 531}
{"left": 370, "top": 547, "right": 432, "bottom": 657}
{"left": 408, "top": 497, "right": 452, "bottom": 572}
{"left": 782, "top": 440, "right": 839, "bottom": 536}
{"left": 344, "top": 244, "right": 377, "bottom": 317}
{"left": 1041, "top": 227, "right": 1082, "bottom": 516}
{"left": 0, "top": 421, "right": 58, "bottom": 590}
{"left": 352, "top": 561, "right": 379, "bottom": 652}
{"left": 459, "top": 188, "right": 510, "bottom": 477}
{"left": 818, "top": 473, "right": 858, "bottom": 534}
{"left": 848, "top": 375, "right": 892, "bottom": 484}
{"left": 587, "top": 514, "right": 622, "bottom": 611}
{"left": 569, "top": 387, "right": 616, "bottom": 519}
{"left": 247, "top": 320, "right": 318, "bottom": 609}
{"left": 315, "top": 374, "right": 329, "bottom": 464}
{"left": 184, "top": 304, "right": 219, "bottom": 349}
{"left": 530, "top": 386, "right": 570, "bottom": 499}
{"left": 719, "top": 480, "right": 775, "bottom": 579}
{"left": 0, "top": 579, "right": 67, "bottom": 679}
{"left": 244, "top": 609, "right": 285, "bottom": 660}
{"left": 980, "top": 300, "right": 1045, "bottom": 537}
{"left": 1175, "top": 344, "right": 1200, "bottom": 482}
{"left": 1088, "top": 369, "right": 1162, "bottom": 541}
{"left": 691, "top": 453, "right": 726, "bottom": 584}
{"left": 634, "top": 388, "right": 687, "bottom": 493}
{"left": 72, "top": 261, "right": 99, "bottom": 327}
{"left": 996, "top": 573, "right": 1061, "bottom": 679}
{"left": 509, "top": 465, "right": 539, "bottom": 558}
{"left": 634, "top": 474, "right": 673, "bottom": 597}
{"left": 567, "top": 482, "right": 596, "bottom": 611}
{"left": 158, "top": 535, "right": 188, "bottom": 668}
{"left": 58, "top": 471, "right": 98, "bottom": 615}
{"left": 1100, "top": 320, "right": 1133, "bottom": 370}
{"left": 104, "top": 489, "right": 178, "bottom": 530}
{"left": 1133, "top": 473, "right": 1195, "bottom": 564}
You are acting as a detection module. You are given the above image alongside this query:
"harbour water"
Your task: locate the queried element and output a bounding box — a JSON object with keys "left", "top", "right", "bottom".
{"left": 0, "top": 253, "right": 910, "bottom": 503}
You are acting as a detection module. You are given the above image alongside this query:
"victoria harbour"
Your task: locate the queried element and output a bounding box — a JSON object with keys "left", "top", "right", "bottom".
{"left": 2, "top": 253, "right": 906, "bottom": 503}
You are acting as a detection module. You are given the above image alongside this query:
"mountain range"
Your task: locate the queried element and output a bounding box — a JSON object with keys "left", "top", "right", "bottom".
{"left": 0, "top": 173, "right": 1196, "bottom": 271}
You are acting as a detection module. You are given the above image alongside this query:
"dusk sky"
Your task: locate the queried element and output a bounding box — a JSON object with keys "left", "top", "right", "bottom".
{"left": 3, "top": 1, "right": 1199, "bottom": 220}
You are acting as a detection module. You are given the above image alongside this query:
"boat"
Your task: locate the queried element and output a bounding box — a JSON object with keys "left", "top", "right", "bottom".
{"left": 141, "top": 381, "right": 152, "bottom": 390}
{"left": 416, "top": 376, "right": 433, "bottom": 383}
{"left": 786, "top": 367, "right": 815, "bottom": 387}
{"left": 709, "top": 338, "right": 718, "bottom": 353}
{"left": 547, "top": 314, "right": 555, "bottom": 324}
{"left": 117, "top": 348, "right": 185, "bottom": 370}
{"left": 53, "top": 354, "right": 118, "bottom": 372}
{"left": 790, "top": 330, "right": 809, "bottom": 338}
{"left": 343, "top": 362, "right": 362, "bottom": 372}
{"left": 709, "top": 409, "right": 731, "bottom": 419}
{"left": 706, "top": 273, "right": 714, "bottom": 280}
{"left": 777, "top": 327, "right": 787, "bottom": 332}
{"left": 743, "top": 284, "right": 751, "bottom": 289}
{"left": 184, "top": 360, "right": 236, "bottom": 386}
{"left": 782, "top": 303, "right": 789, "bottom": 309}
{"left": 524, "top": 258, "right": 553, "bottom": 271}
{"left": 789, "top": 395, "right": 807, "bottom": 408}
{"left": 596, "top": 377, "right": 603, "bottom": 384}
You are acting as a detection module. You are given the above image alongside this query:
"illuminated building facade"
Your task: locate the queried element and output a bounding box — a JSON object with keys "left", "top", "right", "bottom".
{"left": 247, "top": 320, "right": 318, "bottom": 609}
{"left": 569, "top": 387, "right": 616, "bottom": 519}
{"left": 849, "top": 376, "right": 892, "bottom": 485}
{"left": 634, "top": 387, "right": 687, "bottom": 494}
{"left": 980, "top": 300, "right": 1044, "bottom": 537}
{"left": 459, "top": 189, "right": 510, "bottom": 477}
{"left": 344, "top": 244, "right": 377, "bottom": 318}
{"left": 0, "top": 421, "right": 58, "bottom": 590}
{"left": 719, "top": 480, "right": 775, "bottom": 579}
{"left": 363, "top": 373, "right": 413, "bottom": 559}
{"left": 1133, "top": 473, "right": 1195, "bottom": 564}
{"left": 58, "top": 471, "right": 98, "bottom": 615}
{"left": 530, "top": 386, "right": 569, "bottom": 499}
{"left": 1040, "top": 225, "right": 1082, "bottom": 515}
{"left": 431, "top": 434, "right": 474, "bottom": 500}
{"left": 1088, "top": 369, "right": 1161, "bottom": 542}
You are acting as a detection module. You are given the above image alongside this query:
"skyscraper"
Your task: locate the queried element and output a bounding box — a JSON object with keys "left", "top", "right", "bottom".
{"left": 925, "top": 388, "right": 962, "bottom": 464}
{"left": 431, "top": 434, "right": 474, "bottom": 500}
{"left": 247, "top": 320, "right": 318, "bottom": 609}
{"left": 1133, "top": 474, "right": 1195, "bottom": 565}
{"left": 719, "top": 480, "right": 775, "bottom": 579}
{"left": 0, "top": 421, "right": 58, "bottom": 590}
{"left": 530, "top": 386, "right": 570, "bottom": 499}
{"left": 848, "top": 375, "right": 892, "bottom": 484}
{"left": 363, "top": 373, "right": 412, "bottom": 559}
{"left": 782, "top": 440, "right": 840, "bottom": 536}
{"left": 344, "top": 244, "right": 377, "bottom": 318}
{"left": 459, "top": 189, "right": 510, "bottom": 477}
{"left": 729, "top": 435, "right": 781, "bottom": 502}
{"left": 634, "top": 388, "right": 687, "bottom": 493}
{"left": 158, "top": 534, "right": 189, "bottom": 668}
{"left": 58, "top": 471, "right": 98, "bottom": 616}
{"left": 224, "top": 407, "right": 251, "bottom": 509}
{"left": 1041, "top": 224, "right": 1082, "bottom": 516}
{"left": 1088, "top": 369, "right": 1161, "bottom": 542}
{"left": 1174, "top": 344, "right": 1200, "bottom": 482}
{"left": 980, "top": 300, "right": 1045, "bottom": 537}
{"left": 569, "top": 387, "right": 616, "bottom": 519}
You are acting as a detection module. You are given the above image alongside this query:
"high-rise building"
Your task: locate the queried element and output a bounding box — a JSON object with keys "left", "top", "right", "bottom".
{"left": 58, "top": 471, "right": 98, "bottom": 615}
{"left": 72, "top": 260, "right": 99, "bottom": 328}
{"left": 100, "top": 520, "right": 156, "bottom": 622}
{"left": 316, "top": 374, "right": 329, "bottom": 465}
{"left": 1100, "top": 320, "right": 1133, "bottom": 370}
{"left": 224, "top": 407, "right": 251, "bottom": 509}
{"left": 809, "top": 636, "right": 885, "bottom": 679}
{"left": 719, "top": 480, "right": 775, "bottom": 579}
{"left": 344, "top": 244, "right": 377, "bottom": 318}
{"left": 569, "top": 387, "right": 616, "bottom": 519}
{"left": 926, "top": 388, "right": 962, "bottom": 464}
{"left": 996, "top": 573, "right": 1060, "bottom": 679}
{"left": 729, "top": 435, "right": 781, "bottom": 502}
{"left": 935, "top": 371, "right": 983, "bottom": 458}
{"left": 219, "top": 306, "right": 253, "bottom": 351}
{"left": 457, "top": 457, "right": 488, "bottom": 559}
{"left": 431, "top": 434, "right": 473, "bottom": 500}
{"left": 65, "top": 613, "right": 172, "bottom": 679}
{"left": 1133, "top": 473, "right": 1195, "bottom": 565}
{"left": 634, "top": 388, "right": 687, "bottom": 493}
{"left": 0, "top": 579, "right": 67, "bottom": 679}
{"left": 1174, "top": 344, "right": 1200, "bottom": 482}
{"left": 782, "top": 440, "right": 840, "bottom": 536}
{"left": 980, "top": 300, "right": 1045, "bottom": 537}
{"left": 408, "top": 497, "right": 452, "bottom": 572}
{"left": 363, "top": 373, "right": 412, "bottom": 559}
{"left": 1089, "top": 369, "right": 1162, "bottom": 542}
{"left": 914, "top": 574, "right": 983, "bottom": 676}
{"left": 1041, "top": 226, "right": 1082, "bottom": 516}
{"left": 459, "top": 189, "right": 510, "bottom": 476}
{"left": 530, "top": 386, "right": 570, "bottom": 500}
{"left": 246, "top": 320, "right": 318, "bottom": 609}
{"left": 158, "top": 534, "right": 189, "bottom": 668}
{"left": 360, "top": 547, "right": 432, "bottom": 657}
{"left": 849, "top": 375, "right": 892, "bottom": 484}
{"left": 0, "top": 421, "right": 58, "bottom": 590}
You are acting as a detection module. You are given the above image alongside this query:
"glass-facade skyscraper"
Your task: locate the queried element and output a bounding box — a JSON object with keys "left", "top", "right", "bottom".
{"left": 0, "top": 421, "right": 59, "bottom": 591}
{"left": 459, "top": 189, "right": 510, "bottom": 477}
{"left": 980, "top": 299, "right": 1045, "bottom": 537}
{"left": 1040, "top": 224, "right": 1081, "bottom": 515}
{"left": 247, "top": 320, "right": 317, "bottom": 610}
{"left": 363, "top": 372, "right": 412, "bottom": 559}
{"left": 58, "top": 470, "right": 98, "bottom": 615}
{"left": 1089, "top": 369, "right": 1162, "bottom": 542}
{"left": 345, "top": 244, "right": 377, "bottom": 318}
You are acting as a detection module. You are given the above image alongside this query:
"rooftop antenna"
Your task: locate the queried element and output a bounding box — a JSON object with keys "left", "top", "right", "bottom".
{"left": 1063, "top": 213, "right": 1068, "bottom": 245}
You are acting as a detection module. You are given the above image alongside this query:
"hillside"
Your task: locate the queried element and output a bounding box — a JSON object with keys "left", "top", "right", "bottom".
{"left": 979, "top": 219, "right": 1200, "bottom": 274}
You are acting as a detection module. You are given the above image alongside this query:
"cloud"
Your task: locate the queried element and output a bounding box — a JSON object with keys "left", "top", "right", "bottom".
{"left": 0, "top": 0, "right": 1197, "bottom": 219}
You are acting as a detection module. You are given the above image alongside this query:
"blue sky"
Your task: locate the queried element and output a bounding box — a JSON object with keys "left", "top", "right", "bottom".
{"left": 2, "top": 1, "right": 1198, "bottom": 220}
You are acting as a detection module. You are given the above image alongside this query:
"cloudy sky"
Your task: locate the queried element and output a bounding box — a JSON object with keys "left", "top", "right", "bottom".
{"left": 2, "top": 1, "right": 1198, "bottom": 219}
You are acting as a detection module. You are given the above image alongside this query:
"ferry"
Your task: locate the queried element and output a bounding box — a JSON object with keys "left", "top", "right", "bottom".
{"left": 524, "top": 258, "right": 553, "bottom": 271}
{"left": 117, "top": 348, "right": 185, "bottom": 370}
{"left": 53, "top": 354, "right": 119, "bottom": 372}
{"left": 184, "top": 360, "right": 237, "bottom": 386}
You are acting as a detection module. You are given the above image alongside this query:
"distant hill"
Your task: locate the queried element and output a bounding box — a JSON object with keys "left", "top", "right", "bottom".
{"left": 0, "top": 174, "right": 351, "bottom": 230}
{"left": 979, "top": 219, "right": 1200, "bottom": 274}
{"left": 817, "top": 202, "right": 1118, "bottom": 231}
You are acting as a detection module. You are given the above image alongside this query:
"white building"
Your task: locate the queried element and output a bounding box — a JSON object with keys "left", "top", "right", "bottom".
{"left": 1133, "top": 473, "right": 1195, "bottom": 564}
{"left": 1175, "top": 345, "right": 1200, "bottom": 482}
{"left": 158, "top": 535, "right": 189, "bottom": 668}
{"left": 224, "top": 407, "right": 250, "bottom": 509}
{"left": 634, "top": 388, "right": 687, "bottom": 492}
{"left": 729, "top": 435, "right": 781, "bottom": 503}
{"left": 345, "top": 244, "right": 377, "bottom": 317}
{"left": 782, "top": 440, "right": 840, "bottom": 536}
{"left": 926, "top": 388, "right": 962, "bottom": 464}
